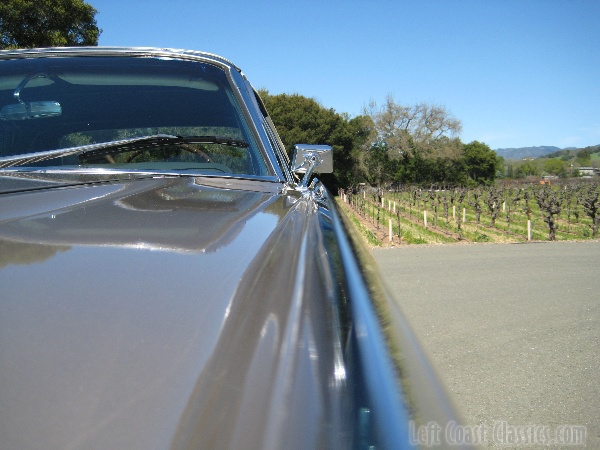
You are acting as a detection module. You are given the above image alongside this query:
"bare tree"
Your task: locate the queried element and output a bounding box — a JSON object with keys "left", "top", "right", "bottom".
{"left": 468, "top": 188, "right": 484, "bottom": 224}
{"left": 408, "top": 186, "right": 418, "bottom": 218}
{"left": 580, "top": 183, "right": 600, "bottom": 237}
{"left": 561, "top": 185, "right": 577, "bottom": 232}
{"left": 440, "top": 191, "right": 450, "bottom": 225}
{"left": 366, "top": 95, "right": 462, "bottom": 160}
{"left": 534, "top": 187, "right": 562, "bottom": 241}
{"left": 455, "top": 187, "right": 467, "bottom": 207}
{"left": 454, "top": 187, "right": 467, "bottom": 238}
{"left": 504, "top": 188, "right": 516, "bottom": 231}
{"left": 428, "top": 190, "right": 439, "bottom": 226}
{"left": 376, "top": 190, "right": 383, "bottom": 229}
{"left": 485, "top": 187, "right": 503, "bottom": 228}
{"left": 522, "top": 188, "right": 533, "bottom": 221}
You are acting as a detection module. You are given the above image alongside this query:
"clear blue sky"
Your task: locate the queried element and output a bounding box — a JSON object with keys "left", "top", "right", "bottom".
{"left": 92, "top": 0, "right": 600, "bottom": 150}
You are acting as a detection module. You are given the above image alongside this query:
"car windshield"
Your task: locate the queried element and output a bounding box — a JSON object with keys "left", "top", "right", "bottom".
{"left": 0, "top": 56, "right": 271, "bottom": 177}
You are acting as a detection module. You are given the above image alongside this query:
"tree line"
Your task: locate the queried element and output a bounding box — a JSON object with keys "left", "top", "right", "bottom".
{"left": 260, "top": 91, "right": 499, "bottom": 191}
{"left": 500, "top": 145, "right": 600, "bottom": 179}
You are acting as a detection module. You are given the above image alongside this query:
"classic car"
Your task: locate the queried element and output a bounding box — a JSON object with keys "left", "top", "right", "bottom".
{"left": 0, "top": 47, "right": 464, "bottom": 449}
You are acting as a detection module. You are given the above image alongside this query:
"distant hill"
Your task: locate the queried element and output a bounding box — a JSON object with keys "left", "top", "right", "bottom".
{"left": 494, "top": 146, "right": 562, "bottom": 160}
{"left": 544, "top": 145, "right": 600, "bottom": 160}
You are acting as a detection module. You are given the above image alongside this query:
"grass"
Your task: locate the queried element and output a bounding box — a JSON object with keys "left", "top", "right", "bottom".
{"left": 342, "top": 186, "right": 599, "bottom": 245}
{"left": 347, "top": 209, "right": 382, "bottom": 246}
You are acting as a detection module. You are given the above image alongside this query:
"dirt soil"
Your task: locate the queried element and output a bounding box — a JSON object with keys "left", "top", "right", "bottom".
{"left": 337, "top": 199, "right": 400, "bottom": 248}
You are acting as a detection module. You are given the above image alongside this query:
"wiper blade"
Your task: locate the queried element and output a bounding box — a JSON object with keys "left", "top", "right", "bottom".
{"left": 0, "top": 134, "right": 249, "bottom": 169}
{"left": 177, "top": 135, "right": 249, "bottom": 148}
{"left": 0, "top": 135, "right": 171, "bottom": 169}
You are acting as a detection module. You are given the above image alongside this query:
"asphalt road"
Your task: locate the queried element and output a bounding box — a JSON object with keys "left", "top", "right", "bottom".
{"left": 372, "top": 241, "right": 600, "bottom": 448}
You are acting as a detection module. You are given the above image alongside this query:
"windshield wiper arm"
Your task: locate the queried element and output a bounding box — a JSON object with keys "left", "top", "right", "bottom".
{"left": 176, "top": 135, "right": 249, "bottom": 148}
{"left": 0, "top": 134, "right": 249, "bottom": 169}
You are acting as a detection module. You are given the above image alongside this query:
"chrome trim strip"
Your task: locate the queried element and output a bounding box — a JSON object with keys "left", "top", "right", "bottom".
{"left": 326, "top": 194, "right": 413, "bottom": 448}
{"left": 0, "top": 47, "right": 242, "bottom": 71}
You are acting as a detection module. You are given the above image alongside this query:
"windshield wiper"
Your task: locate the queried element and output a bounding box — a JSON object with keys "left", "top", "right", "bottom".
{"left": 0, "top": 134, "right": 249, "bottom": 169}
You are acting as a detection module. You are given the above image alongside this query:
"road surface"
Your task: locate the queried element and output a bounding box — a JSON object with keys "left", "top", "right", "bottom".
{"left": 373, "top": 241, "right": 600, "bottom": 448}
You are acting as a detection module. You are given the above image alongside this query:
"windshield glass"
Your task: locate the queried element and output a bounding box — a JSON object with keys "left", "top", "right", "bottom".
{"left": 0, "top": 56, "right": 271, "bottom": 177}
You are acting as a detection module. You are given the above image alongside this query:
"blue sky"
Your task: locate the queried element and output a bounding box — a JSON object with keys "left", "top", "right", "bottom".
{"left": 92, "top": 0, "right": 600, "bottom": 150}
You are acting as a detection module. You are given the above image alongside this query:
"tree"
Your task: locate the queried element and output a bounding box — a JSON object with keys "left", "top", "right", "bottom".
{"left": 543, "top": 158, "right": 566, "bottom": 177}
{"left": 485, "top": 186, "right": 502, "bottom": 227}
{"left": 535, "top": 187, "right": 562, "bottom": 241}
{"left": 462, "top": 141, "right": 499, "bottom": 185}
{"left": 468, "top": 187, "right": 484, "bottom": 224}
{"left": 575, "top": 148, "right": 592, "bottom": 167}
{"left": 346, "top": 114, "right": 380, "bottom": 187}
{"left": 579, "top": 183, "right": 600, "bottom": 237}
{"left": 363, "top": 142, "right": 392, "bottom": 187}
{"left": 259, "top": 91, "right": 371, "bottom": 191}
{"left": 364, "top": 96, "right": 468, "bottom": 185}
{"left": 516, "top": 160, "right": 540, "bottom": 178}
{"left": 504, "top": 187, "right": 517, "bottom": 231}
{"left": 366, "top": 95, "right": 462, "bottom": 160}
{"left": 0, "top": 0, "right": 101, "bottom": 49}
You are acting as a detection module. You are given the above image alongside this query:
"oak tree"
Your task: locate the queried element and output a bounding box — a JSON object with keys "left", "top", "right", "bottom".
{"left": 366, "top": 95, "right": 462, "bottom": 160}
{"left": 0, "top": 0, "right": 101, "bottom": 49}
{"left": 462, "top": 141, "right": 499, "bottom": 185}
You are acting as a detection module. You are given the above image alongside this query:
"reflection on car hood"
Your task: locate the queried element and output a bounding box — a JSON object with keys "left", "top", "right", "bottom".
{"left": 0, "top": 176, "right": 282, "bottom": 253}
{"left": 0, "top": 177, "right": 348, "bottom": 448}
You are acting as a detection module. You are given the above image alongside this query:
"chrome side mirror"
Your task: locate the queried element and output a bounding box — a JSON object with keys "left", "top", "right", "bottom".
{"left": 291, "top": 144, "right": 333, "bottom": 188}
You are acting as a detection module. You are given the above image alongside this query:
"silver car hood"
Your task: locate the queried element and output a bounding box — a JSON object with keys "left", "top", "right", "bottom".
{"left": 0, "top": 176, "right": 350, "bottom": 449}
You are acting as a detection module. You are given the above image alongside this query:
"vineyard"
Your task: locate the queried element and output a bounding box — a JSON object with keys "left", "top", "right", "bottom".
{"left": 337, "top": 180, "right": 600, "bottom": 246}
